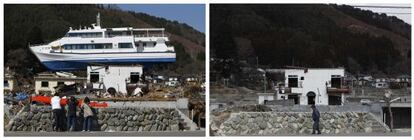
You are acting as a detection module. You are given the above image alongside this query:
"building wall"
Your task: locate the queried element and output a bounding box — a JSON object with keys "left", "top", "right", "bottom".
{"left": 87, "top": 65, "right": 143, "bottom": 94}
{"left": 284, "top": 69, "right": 345, "bottom": 105}
{"left": 35, "top": 80, "right": 76, "bottom": 95}
{"left": 258, "top": 94, "right": 274, "bottom": 104}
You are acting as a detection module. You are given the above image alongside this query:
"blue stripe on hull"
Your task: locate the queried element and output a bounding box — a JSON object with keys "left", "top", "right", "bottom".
{"left": 42, "top": 58, "right": 176, "bottom": 71}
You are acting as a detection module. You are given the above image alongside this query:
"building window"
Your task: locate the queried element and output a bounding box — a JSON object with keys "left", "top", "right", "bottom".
{"left": 130, "top": 72, "right": 140, "bottom": 83}
{"left": 4, "top": 80, "right": 9, "bottom": 87}
{"left": 41, "top": 81, "right": 49, "bottom": 87}
{"left": 331, "top": 75, "right": 341, "bottom": 88}
{"left": 119, "top": 43, "right": 133, "bottom": 48}
{"left": 90, "top": 72, "right": 99, "bottom": 83}
{"left": 288, "top": 75, "right": 298, "bottom": 88}
{"left": 57, "top": 82, "right": 65, "bottom": 86}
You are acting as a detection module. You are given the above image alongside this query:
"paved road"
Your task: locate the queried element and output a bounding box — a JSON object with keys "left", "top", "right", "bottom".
{"left": 5, "top": 131, "right": 205, "bottom": 137}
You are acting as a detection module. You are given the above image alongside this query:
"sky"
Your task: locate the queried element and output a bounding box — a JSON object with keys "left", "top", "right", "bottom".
{"left": 347, "top": 3, "right": 411, "bottom": 25}
{"left": 118, "top": 4, "right": 205, "bottom": 33}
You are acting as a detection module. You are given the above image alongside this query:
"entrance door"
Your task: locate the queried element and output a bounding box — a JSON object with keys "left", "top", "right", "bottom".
{"left": 288, "top": 95, "right": 299, "bottom": 104}
{"left": 328, "top": 95, "right": 342, "bottom": 105}
{"left": 307, "top": 92, "right": 316, "bottom": 105}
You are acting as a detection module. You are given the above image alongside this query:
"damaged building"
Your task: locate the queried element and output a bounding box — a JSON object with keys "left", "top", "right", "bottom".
{"left": 268, "top": 68, "right": 350, "bottom": 105}
{"left": 34, "top": 72, "right": 86, "bottom": 95}
{"left": 87, "top": 65, "right": 143, "bottom": 95}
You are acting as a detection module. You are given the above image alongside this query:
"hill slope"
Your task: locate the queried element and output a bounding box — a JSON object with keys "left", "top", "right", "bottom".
{"left": 210, "top": 4, "right": 410, "bottom": 77}
{"left": 4, "top": 4, "right": 205, "bottom": 78}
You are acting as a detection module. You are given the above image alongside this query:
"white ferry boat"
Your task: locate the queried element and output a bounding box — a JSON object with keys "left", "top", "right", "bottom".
{"left": 30, "top": 13, "right": 176, "bottom": 71}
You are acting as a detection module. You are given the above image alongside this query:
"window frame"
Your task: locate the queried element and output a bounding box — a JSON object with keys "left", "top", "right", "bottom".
{"left": 41, "top": 81, "right": 49, "bottom": 88}
{"left": 90, "top": 72, "right": 100, "bottom": 83}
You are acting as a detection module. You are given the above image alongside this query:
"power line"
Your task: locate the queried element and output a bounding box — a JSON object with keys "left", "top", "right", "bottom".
{"left": 382, "top": 12, "right": 411, "bottom": 15}
{"left": 352, "top": 5, "right": 411, "bottom": 9}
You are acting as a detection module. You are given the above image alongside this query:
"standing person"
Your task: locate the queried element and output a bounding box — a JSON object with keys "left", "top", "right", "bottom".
{"left": 51, "top": 93, "right": 62, "bottom": 131}
{"left": 311, "top": 105, "right": 321, "bottom": 134}
{"left": 81, "top": 97, "right": 93, "bottom": 132}
{"left": 67, "top": 96, "right": 77, "bottom": 131}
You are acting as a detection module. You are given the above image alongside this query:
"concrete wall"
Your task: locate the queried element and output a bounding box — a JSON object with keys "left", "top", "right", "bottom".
{"left": 107, "top": 99, "right": 188, "bottom": 110}
{"left": 258, "top": 93, "right": 274, "bottom": 104}
{"left": 5, "top": 99, "right": 195, "bottom": 132}
{"left": 5, "top": 106, "right": 189, "bottom": 132}
{"left": 266, "top": 104, "right": 384, "bottom": 121}
{"left": 214, "top": 112, "right": 388, "bottom": 136}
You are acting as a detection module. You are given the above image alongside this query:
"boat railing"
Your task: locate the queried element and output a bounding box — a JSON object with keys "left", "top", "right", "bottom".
{"left": 105, "top": 34, "right": 133, "bottom": 38}
{"left": 103, "top": 34, "right": 167, "bottom": 38}
{"left": 28, "top": 42, "right": 49, "bottom": 47}
{"left": 134, "top": 34, "right": 168, "bottom": 38}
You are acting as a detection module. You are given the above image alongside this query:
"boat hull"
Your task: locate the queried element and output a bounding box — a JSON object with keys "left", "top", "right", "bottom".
{"left": 32, "top": 50, "right": 176, "bottom": 71}
{"left": 42, "top": 58, "right": 175, "bottom": 71}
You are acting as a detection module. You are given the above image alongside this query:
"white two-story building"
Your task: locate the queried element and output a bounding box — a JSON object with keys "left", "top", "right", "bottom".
{"left": 87, "top": 65, "right": 143, "bottom": 94}
{"left": 273, "top": 68, "right": 350, "bottom": 105}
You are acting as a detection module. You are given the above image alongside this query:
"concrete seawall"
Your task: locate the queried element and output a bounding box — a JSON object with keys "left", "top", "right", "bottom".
{"left": 213, "top": 112, "right": 389, "bottom": 136}
{"left": 5, "top": 99, "right": 198, "bottom": 132}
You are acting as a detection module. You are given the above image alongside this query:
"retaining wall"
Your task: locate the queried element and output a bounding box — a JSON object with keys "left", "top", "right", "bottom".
{"left": 213, "top": 112, "right": 388, "bottom": 136}
{"left": 5, "top": 99, "right": 196, "bottom": 132}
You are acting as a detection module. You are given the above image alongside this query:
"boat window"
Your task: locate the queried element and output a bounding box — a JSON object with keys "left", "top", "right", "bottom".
{"left": 87, "top": 45, "right": 93, "bottom": 49}
{"left": 143, "top": 42, "right": 147, "bottom": 47}
{"left": 63, "top": 43, "right": 113, "bottom": 50}
{"left": 64, "top": 45, "right": 72, "bottom": 50}
{"left": 68, "top": 32, "right": 102, "bottom": 38}
{"left": 153, "top": 42, "right": 157, "bottom": 46}
{"left": 104, "top": 44, "right": 112, "bottom": 49}
{"left": 95, "top": 44, "right": 104, "bottom": 49}
{"left": 119, "top": 43, "right": 133, "bottom": 49}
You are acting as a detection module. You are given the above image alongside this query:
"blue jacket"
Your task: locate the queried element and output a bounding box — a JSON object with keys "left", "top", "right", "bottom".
{"left": 67, "top": 100, "right": 77, "bottom": 116}
{"left": 312, "top": 109, "right": 320, "bottom": 122}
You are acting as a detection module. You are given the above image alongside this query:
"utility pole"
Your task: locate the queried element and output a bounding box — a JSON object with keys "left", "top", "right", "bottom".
{"left": 264, "top": 73, "right": 267, "bottom": 93}
{"left": 385, "top": 90, "right": 394, "bottom": 132}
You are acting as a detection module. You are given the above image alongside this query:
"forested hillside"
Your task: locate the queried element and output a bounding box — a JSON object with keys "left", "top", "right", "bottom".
{"left": 4, "top": 4, "right": 205, "bottom": 79}
{"left": 210, "top": 4, "right": 411, "bottom": 78}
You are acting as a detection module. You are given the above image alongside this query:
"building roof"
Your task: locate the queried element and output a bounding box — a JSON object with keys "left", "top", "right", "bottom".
{"left": 34, "top": 72, "right": 86, "bottom": 81}
{"left": 266, "top": 67, "right": 345, "bottom": 73}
